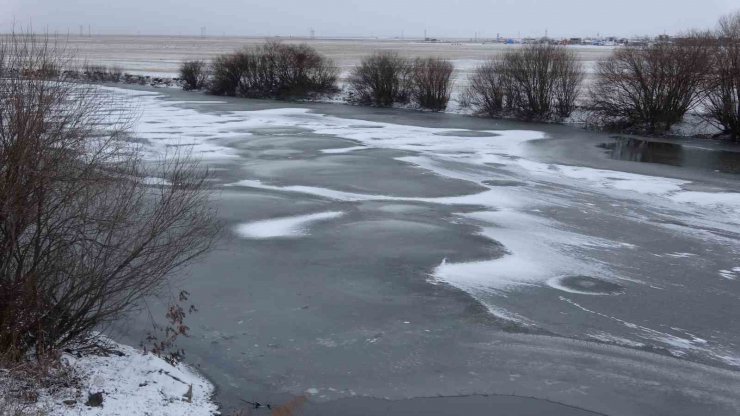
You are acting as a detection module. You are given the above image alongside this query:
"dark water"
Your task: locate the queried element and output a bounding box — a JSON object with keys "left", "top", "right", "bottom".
{"left": 599, "top": 137, "right": 740, "bottom": 174}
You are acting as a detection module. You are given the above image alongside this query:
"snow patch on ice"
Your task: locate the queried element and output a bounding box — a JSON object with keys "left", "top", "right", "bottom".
{"left": 432, "top": 210, "right": 625, "bottom": 292}
{"left": 719, "top": 267, "right": 740, "bottom": 280}
{"left": 320, "top": 145, "right": 368, "bottom": 154}
{"left": 234, "top": 211, "right": 344, "bottom": 239}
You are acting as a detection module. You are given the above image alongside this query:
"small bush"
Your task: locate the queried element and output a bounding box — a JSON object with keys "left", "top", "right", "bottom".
{"left": 464, "top": 45, "right": 583, "bottom": 120}
{"left": 208, "top": 54, "right": 243, "bottom": 96}
{"left": 179, "top": 60, "right": 208, "bottom": 91}
{"left": 462, "top": 60, "right": 508, "bottom": 117}
{"left": 349, "top": 51, "right": 411, "bottom": 107}
{"left": 410, "top": 57, "right": 454, "bottom": 111}
{"left": 590, "top": 37, "right": 710, "bottom": 134}
{"left": 207, "top": 42, "right": 338, "bottom": 99}
{"left": 703, "top": 12, "right": 740, "bottom": 140}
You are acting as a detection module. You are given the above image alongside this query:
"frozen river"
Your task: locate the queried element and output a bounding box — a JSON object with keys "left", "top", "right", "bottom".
{"left": 110, "top": 86, "right": 740, "bottom": 415}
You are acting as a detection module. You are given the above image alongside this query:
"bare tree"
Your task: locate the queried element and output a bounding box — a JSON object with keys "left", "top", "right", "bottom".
{"left": 464, "top": 45, "right": 583, "bottom": 120}
{"left": 590, "top": 36, "right": 711, "bottom": 134}
{"left": 703, "top": 12, "right": 740, "bottom": 140}
{"left": 179, "top": 60, "right": 208, "bottom": 91}
{"left": 348, "top": 51, "right": 411, "bottom": 107}
{"left": 552, "top": 48, "right": 584, "bottom": 119}
{"left": 410, "top": 57, "right": 454, "bottom": 111}
{"left": 0, "top": 32, "right": 219, "bottom": 361}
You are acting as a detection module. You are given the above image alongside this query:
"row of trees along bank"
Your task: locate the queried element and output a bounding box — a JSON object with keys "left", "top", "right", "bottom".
{"left": 181, "top": 11, "right": 740, "bottom": 140}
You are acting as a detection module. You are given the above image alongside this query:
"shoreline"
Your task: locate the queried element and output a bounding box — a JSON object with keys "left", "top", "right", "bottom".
{"left": 99, "top": 73, "right": 739, "bottom": 146}
{"left": 0, "top": 337, "right": 219, "bottom": 416}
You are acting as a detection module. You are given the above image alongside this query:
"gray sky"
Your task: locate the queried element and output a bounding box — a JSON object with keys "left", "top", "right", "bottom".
{"left": 3, "top": 0, "right": 739, "bottom": 38}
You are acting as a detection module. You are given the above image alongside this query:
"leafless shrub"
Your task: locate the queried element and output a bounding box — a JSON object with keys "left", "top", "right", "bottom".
{"left": 179, "top": 60, "right": 208, "bottom": 91}
{"left": 410, "top": 57, "right": 454, "bottom": 111}
{"left": 266, "top": 42, "right": 338, "bottom": 98}
{"left": 462, "top": 60, "right": 508, "bottom": 117}
{"left": 590, "top": 36, "right": 711, "bottom": 134}
{"left": 464, "top": 45, "right": 583, "bottom": 120}
{"left": 0, "top": 31, "right": 220, "bottom": 362}
{"left": 208, "top": 53, "right": 243, "bottom": 96}
{"left": 207, "top": 42, "right": 338, "bottom": 99}
{"left": 551, "top": 50, "right": 584, "bottom": 119}
{"left": 703, "top": 12, "right": 740, "bottom": 140}
{"left": 348, "top": 51, "right": 411, "bottom": 107}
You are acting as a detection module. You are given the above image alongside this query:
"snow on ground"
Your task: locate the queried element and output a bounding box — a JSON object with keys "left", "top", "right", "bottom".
{"left": 234, "top": 211, "right": 344, "bottom": 239}
{"left": 29, "top": 339, "right": 218, "bottom": 416}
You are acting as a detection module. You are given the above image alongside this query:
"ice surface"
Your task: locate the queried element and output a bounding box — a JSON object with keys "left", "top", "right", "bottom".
{"left": 105, "top": 85, "right": 739, "bottom": 224}
{"left": 113, "top": 86, "right": 740, "bottom": 366}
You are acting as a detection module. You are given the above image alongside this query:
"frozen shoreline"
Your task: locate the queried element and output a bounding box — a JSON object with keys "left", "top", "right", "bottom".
{"left": 1, "top": 338, "right": 218, "bottom": 416}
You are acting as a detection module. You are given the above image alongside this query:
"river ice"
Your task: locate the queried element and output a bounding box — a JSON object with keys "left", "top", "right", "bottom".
{"left": 109, "top": 86, "right": 740, "bottom": 415}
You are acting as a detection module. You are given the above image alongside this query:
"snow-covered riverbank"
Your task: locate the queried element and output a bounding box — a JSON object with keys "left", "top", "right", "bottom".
{"left": 1, "top": 339, "right": 217, "bottom": 416}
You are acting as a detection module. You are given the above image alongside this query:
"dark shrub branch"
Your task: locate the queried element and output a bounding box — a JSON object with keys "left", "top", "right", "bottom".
{"left": 703, "top": 12, "right": 740, "bottom": 140}
{"left": 205, "top": 42, "right": 338, "bottom": 99}
{"left": 410, "top": 57, "right": 454, "bottom": 111}
{"left": 590, "top": 36, "right": 711, "bottom": 134}
{"left": 348, "top": 51, "right": 411, "bottom": 107}
{"left": 179, "top": 60, "right": 208, "bottom": 91}
{"left": 464, "top": 45, "right": 583, "bottom": 121}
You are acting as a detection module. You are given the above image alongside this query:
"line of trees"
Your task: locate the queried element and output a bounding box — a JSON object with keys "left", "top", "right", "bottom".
{"left": 181, "top": 47, "right": 456, "bottom": 111}
{"left": 463, "top": 12, "right": 739, "bottom": 138}
{"left": 178, "top": 12, "right": 740, "bottom": 140}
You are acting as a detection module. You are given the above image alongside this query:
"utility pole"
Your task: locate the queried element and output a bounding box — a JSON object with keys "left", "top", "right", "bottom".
{"left": 200, "top": 26, "right": 206, "bottom": 38}
{"left": 79, "top": 25, "right": 83, "bottom": 37}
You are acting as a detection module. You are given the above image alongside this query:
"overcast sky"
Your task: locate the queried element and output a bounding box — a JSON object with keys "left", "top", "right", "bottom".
{"left": 3, "top": 0, "right": 739, "bottom": 38}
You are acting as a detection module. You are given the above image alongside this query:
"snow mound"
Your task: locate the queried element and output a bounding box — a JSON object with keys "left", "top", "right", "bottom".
{"left": 44, "top": 340, "right": 217, "bottom": 416}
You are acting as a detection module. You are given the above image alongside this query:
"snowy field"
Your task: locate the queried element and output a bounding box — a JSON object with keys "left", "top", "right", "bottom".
{"left": 63, "top": 35, "right": 610, "bottom": 95}
{"left": 76, "top": 85, "right": 740, "bottom": 415}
